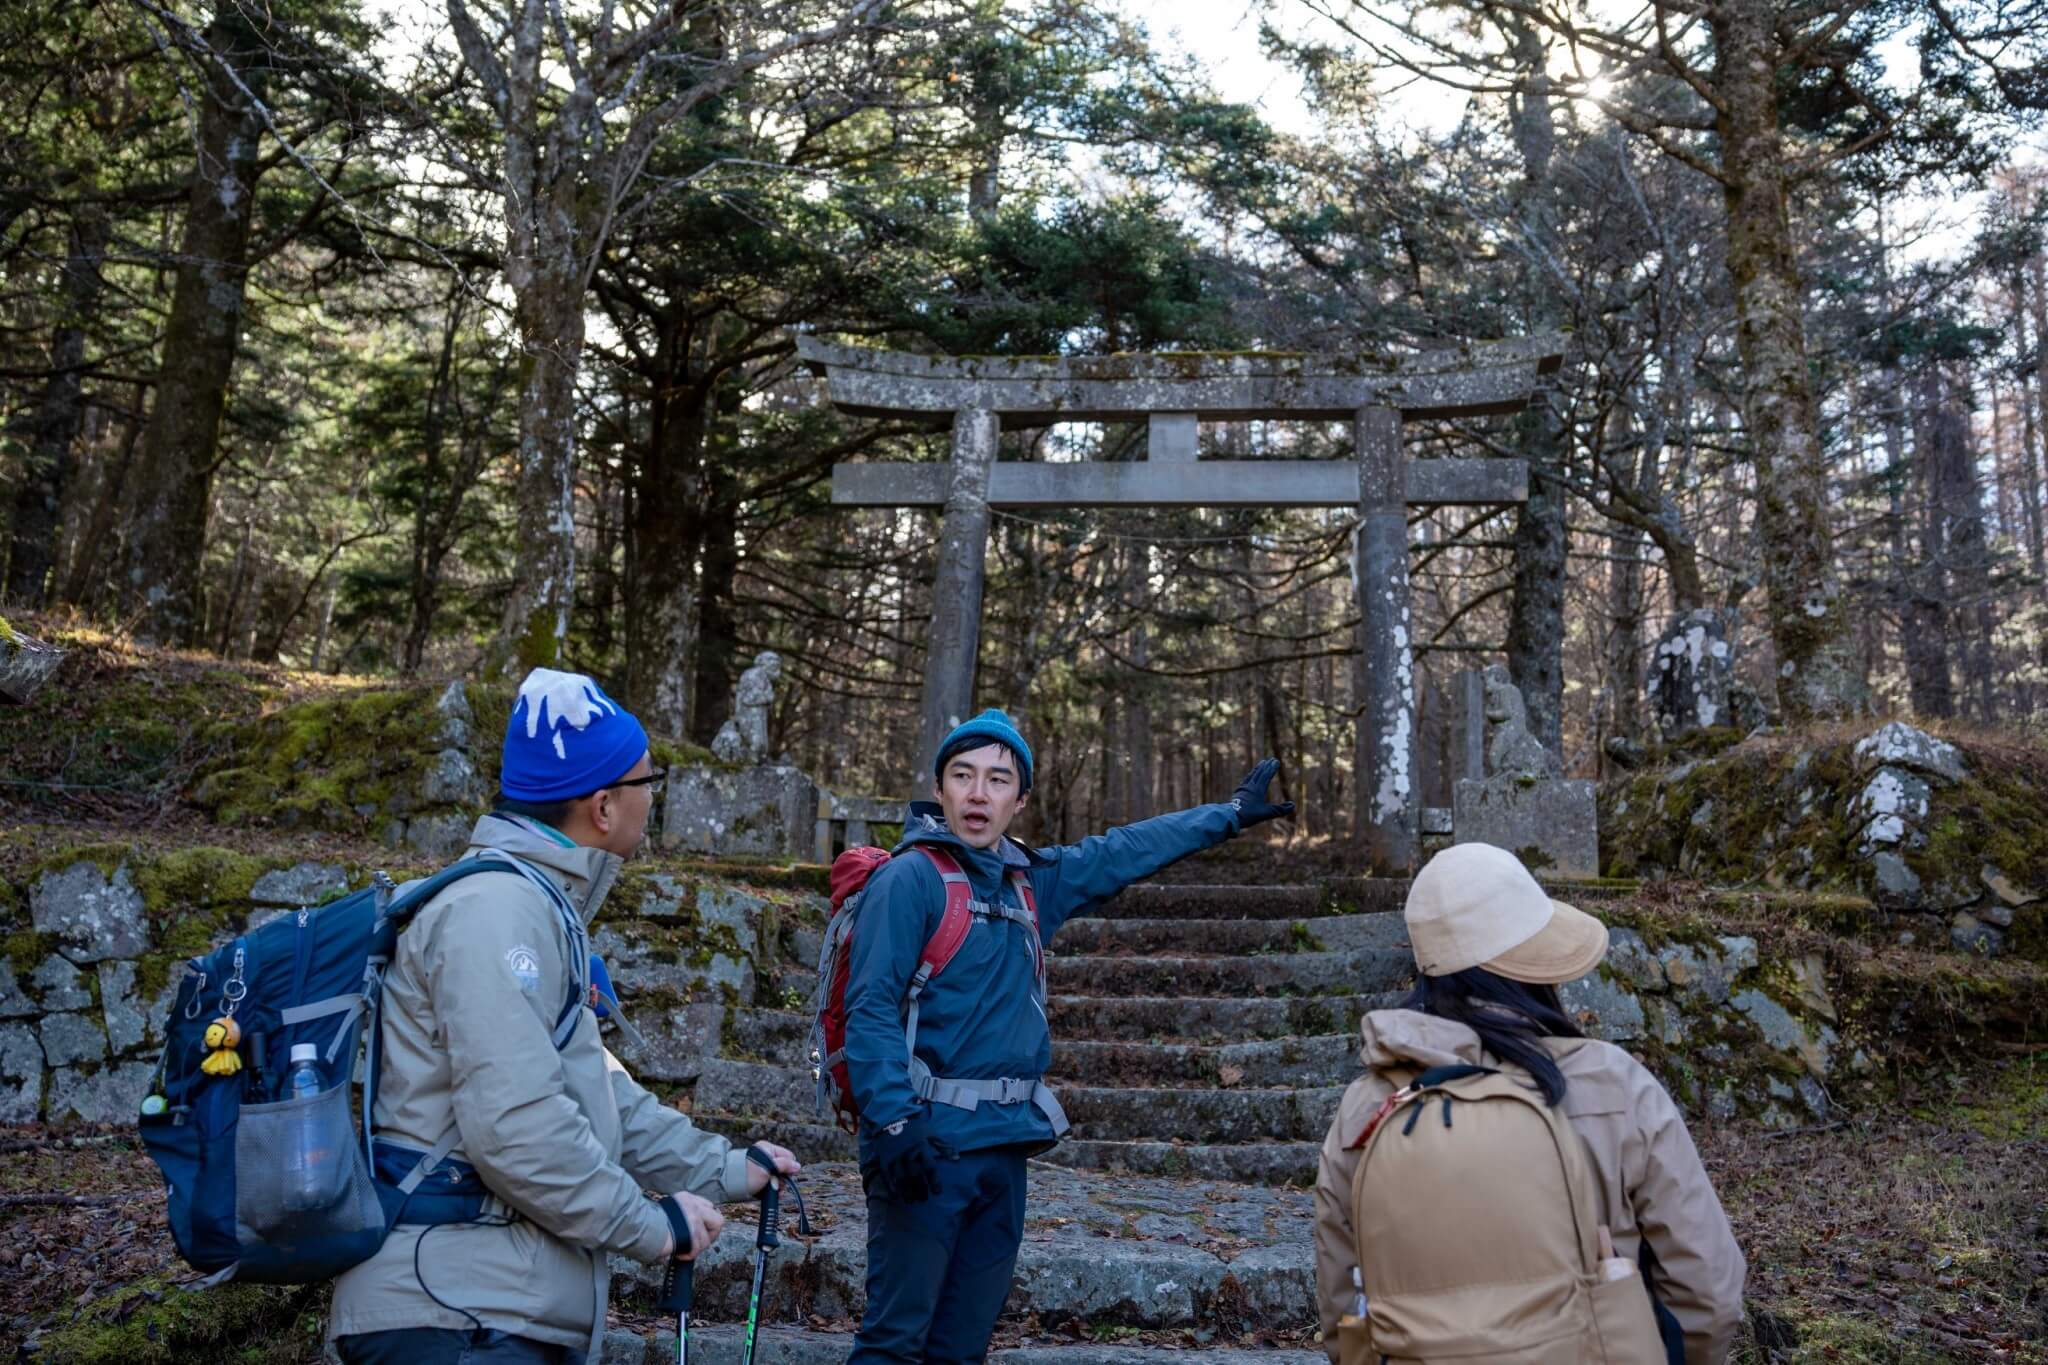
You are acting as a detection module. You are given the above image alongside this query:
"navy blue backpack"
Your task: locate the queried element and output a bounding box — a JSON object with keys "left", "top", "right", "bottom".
{"left": 139, "top": 852, "right": 588, "bottom": 1285}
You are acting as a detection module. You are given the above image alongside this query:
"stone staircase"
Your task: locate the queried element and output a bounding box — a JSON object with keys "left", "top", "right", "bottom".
{"left": 600, "top": 875, "right": 1421, "bottom": 1363}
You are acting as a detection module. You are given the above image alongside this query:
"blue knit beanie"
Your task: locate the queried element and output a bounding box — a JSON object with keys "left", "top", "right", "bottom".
{"left": 501, "top": 668, "right": 650, "bottom": 802}
{"left": 934, "top": 708, "right": 1033, "bottom": 791}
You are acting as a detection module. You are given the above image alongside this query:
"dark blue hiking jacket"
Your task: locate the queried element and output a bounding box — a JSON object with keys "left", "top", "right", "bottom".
{"left": 844, "top": 799, "right": 1241, "bottom": 1159}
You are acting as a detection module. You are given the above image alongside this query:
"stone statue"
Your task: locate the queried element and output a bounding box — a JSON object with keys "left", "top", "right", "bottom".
{"left": 1480, "top": 664, "right": 1561, "bottom": 779}
{"left": 712, "top": 651, "right": 782, "bottom": 764}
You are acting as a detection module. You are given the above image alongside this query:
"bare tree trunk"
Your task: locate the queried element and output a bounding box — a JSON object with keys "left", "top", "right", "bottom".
{"left": 2031, "top": 251, "right": 2048, "bottom": 580}
{"left": 1902, "top": 371, "right": 1955, "bottom": 718}
{"left": 61, "top": 385, "right": 144, "bottom": 609}
{"left": 691, "top": 464, "right": 743, "bottom": 746}
{"left": 6, "top": 211, "right": 108, "bottom": 605}
{"left": 1711, "top": 0, "right": 1859, "bottom": 720}
{"left": 2015, "top": 269, "right": 2045, "bottom": 583}
{"left": 124, "top": 0, "right": 265, "bottom": 644}
{"left": 403, "top": 295, "right": 468, "bottom": 674}
{"left": 624, "top": 311, "right": 716, "bottom": 736}
{"left": 1502, "top": 17, "right": 1567, "bottom": 753}
{"left": 1926, "top": 369, "right": 1996, "bottom": 718}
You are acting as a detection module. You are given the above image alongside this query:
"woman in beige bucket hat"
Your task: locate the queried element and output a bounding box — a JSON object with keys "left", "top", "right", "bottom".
{"left": 1311, "top": 842, "right": 1746, "bottom": 1364}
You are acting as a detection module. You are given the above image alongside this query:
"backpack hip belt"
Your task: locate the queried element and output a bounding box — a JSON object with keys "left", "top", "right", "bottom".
{"left": 908, "top": 1060, "right": 1070, "bottom": 1132}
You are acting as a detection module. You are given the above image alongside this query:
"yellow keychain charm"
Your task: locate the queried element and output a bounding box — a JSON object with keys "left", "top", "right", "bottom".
{"left": 200, "top": 1016, "right": 243, "bottom": 1076}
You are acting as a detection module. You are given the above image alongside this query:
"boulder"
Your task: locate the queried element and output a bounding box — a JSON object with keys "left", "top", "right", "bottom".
{"left": 45, "top": 1061, "right": 154, "bottom": 1126}
{"left": 1559, "top": 970, "right": 1645, "bottom": 1041}
{"left": 29, "top": 954, "right": 93, "bottom": 1011}
{"left": 1852, "top": 721, "right": 1966, "bottom": 784}
{"left": 38, "top": 1012, "right": 108, "bottom": 1068}
{"left": 1728, "top": 988, "right": 1839, "bottom": 1080}
{"left": 0, "top": 623, "right": 65, "bottom": 705}
{"left": 0, "top": 958, "right": 34, "bottom": 1017}
{"left": 1950, "top": 912, "right": 2004, "bottom": 957}
{"left": 1647, "top": 608, "right": 1738, "bottom": 741}
{"left": 30, "top": 861, "right": 150, "bottom": 963}
{"left": 96, "top": 960, "right": 170, "bottom": 1054}
{"left": 420, "top": 747, "right": 485, "bottom": 806}
{"left": 590, "top": 925, "right": 754, "bottom": 1005}
{"left": 1657, "top": 936, "right": 1757, "bottom": 1005}
{"left": 622, "top": 1003, "right": 728, "bottom": 1083}
{"left": 249, "top": 861, "right": 351, "bottom": 907}
{"left": 0, "top": 1022, "right": 43, "bottom": 1122}
{"left": 1852, "top": 767, "right": 1930, "bottom": 850}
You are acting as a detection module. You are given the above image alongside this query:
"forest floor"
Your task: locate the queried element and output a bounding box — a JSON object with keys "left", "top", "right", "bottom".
{"left": 3, "top": 1056, "right": 2042, "bottom": 1363}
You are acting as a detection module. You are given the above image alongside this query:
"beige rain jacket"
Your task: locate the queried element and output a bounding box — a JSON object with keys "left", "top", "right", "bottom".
{"left": 1313, "top": 1010, "right": 1746, "bottom": 1365}
{"left": 328, "top": 815, "right": 753, "bottom": 1356}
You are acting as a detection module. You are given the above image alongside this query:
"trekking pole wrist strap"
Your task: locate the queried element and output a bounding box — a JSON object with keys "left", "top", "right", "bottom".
{"left": 659, "top": 1195, "right": 694, "bottom": 1259}
{"left": 743, "top": 1145, "right": 813, "bottom": 1236}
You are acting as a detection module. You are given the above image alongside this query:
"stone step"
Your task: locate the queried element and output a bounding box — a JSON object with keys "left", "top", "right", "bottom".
{"left": 1052, "top": 912, "right": 1409, "bottom": 958}
{"left": 678, "top": 1116, "right": 1330, "bottom": 1190}
{"left": 611, "top": 1162, "right": 1319, "bottom": 1331}
{"left": 708, "top": 1007, "right": 1371, "bottom": 1081}
{"left": 1094, "top": 884, "right": 1325, "bottom": 921}
{"left": 1036, "top": 1139, "right": 1321, "bottom": 1186}
{"left": 694, "top": 1061, "right": 1344, "bottom": 1144}
{"left": 1045, "top": 993, "right": 1402, "bottom": 1043}
{"left": 605, "top": 1328, "right": 1321, "bottom": 1365}
{"left": 1047, "top": 948, "right": 1413, "bottom": 999}
{"left": 1049, "top": 1035, "right": 1361, "bottom": 1089}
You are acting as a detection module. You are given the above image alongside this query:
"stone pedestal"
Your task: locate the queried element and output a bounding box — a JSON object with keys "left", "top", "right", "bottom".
{"left": 1453, "top": 776, "right": 1599, "bottom": 879}
{"left": 661, "top": 764, "right": 818, "bottom": 858}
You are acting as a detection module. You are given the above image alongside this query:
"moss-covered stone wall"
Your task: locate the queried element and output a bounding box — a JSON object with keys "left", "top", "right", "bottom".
{"left": 1600, "top": 723, "right": 2048, "bottom": 962}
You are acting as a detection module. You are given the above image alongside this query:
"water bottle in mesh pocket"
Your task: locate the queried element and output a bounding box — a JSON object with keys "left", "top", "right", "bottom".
{"left": 233, "top": 1083, "right": 384, "bottom": 1276}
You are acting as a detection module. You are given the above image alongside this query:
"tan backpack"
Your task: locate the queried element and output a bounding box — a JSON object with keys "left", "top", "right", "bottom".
{"left": 1338, "top": 1063, "right": 1667, "bottom": 1365}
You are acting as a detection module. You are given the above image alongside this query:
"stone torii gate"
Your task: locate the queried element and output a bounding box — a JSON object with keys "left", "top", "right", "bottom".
{"left": 796, "top": 334, "right": 1563, "bottom": 872}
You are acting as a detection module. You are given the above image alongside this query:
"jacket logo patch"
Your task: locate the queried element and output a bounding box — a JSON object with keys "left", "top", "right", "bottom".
{"left": 504, "top": 943, "right": 542, "bottom": 994}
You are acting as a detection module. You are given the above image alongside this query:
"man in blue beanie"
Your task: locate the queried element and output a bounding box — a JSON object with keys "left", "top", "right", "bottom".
{"left": 844, "top": 708, "right": 1295, "bottom": 1363}
{"left": 330, "top": 668, "right": 801, "bottom": 1364}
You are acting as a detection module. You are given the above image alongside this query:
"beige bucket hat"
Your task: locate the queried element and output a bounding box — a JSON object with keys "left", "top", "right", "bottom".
{"left": 1404, "top": 842, "right": 1608, "bottom": 983}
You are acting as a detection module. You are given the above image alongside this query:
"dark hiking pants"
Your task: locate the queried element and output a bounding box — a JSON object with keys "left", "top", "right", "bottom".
{"left": 849, "top": 1145, "right": 1030, "bottom": 1364}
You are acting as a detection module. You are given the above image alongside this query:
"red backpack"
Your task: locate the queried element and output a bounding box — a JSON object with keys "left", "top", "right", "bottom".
{"left": 808, "top": 844, "right": 1042, "bottom": 1134}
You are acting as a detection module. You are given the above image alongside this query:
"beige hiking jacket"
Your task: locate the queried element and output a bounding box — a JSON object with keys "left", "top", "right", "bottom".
{"left": 328, "top": 815, "right": 752, "bottom": 1356}
{"left": 1313, "top": 1010, "right": 1746, "bottom": 1365}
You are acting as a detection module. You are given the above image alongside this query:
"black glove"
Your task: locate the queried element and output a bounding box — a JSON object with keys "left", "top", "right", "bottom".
{"left": 871, "top": 1113, "right": 940, "bottom": 1204}
{"left": 1230, "top": 758, "right": 1296, "bottom": 829}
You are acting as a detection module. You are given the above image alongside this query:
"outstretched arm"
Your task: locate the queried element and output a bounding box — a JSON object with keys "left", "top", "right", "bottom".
{"left": 1033, "top": 759, "right": 1296, "bottom": 940}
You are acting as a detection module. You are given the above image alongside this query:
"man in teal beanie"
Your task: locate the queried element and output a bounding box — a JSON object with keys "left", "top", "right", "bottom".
{"left": 844, "top": 708, "right": 1295, "bottom": 1363}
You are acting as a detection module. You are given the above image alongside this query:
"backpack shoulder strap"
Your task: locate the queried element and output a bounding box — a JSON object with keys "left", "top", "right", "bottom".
{"left": 896, "top": 845, "right": 977, "bottom": 1066}
{"left": 910, "top": 845, "right": 976, "bottom": 991}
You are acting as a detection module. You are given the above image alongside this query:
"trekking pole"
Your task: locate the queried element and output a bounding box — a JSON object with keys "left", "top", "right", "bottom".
{"left": 740, "top": 1146, "right": 814, "bottom": 1365}
{"left": 655, "top": 1221, "right": 693, "bottom": 1365}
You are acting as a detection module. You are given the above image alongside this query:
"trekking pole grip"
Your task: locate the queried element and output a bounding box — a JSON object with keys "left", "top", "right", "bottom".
{"left": 657, "top": 1257, "right": 694, "bottom": 1314}
{"left": 747, "top": 1145, "right": 782, "bottom": 1251}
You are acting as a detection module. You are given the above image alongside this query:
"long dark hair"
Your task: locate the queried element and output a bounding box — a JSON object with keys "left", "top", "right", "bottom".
{"left": 1400, "top": 967, "right": 1585, "bottom": 1106}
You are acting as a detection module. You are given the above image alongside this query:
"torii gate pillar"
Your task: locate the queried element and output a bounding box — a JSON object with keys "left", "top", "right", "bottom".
{"left": 1354, "top": 406, "right": 1416, "bottom": 872}
{"left": 918, "top": 407, "right": 999, "bottom": 786}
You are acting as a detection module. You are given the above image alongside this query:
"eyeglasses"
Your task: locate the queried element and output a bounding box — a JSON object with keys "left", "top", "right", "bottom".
{"left": 607, "top": 767, "right": 668, "bottom": 796}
